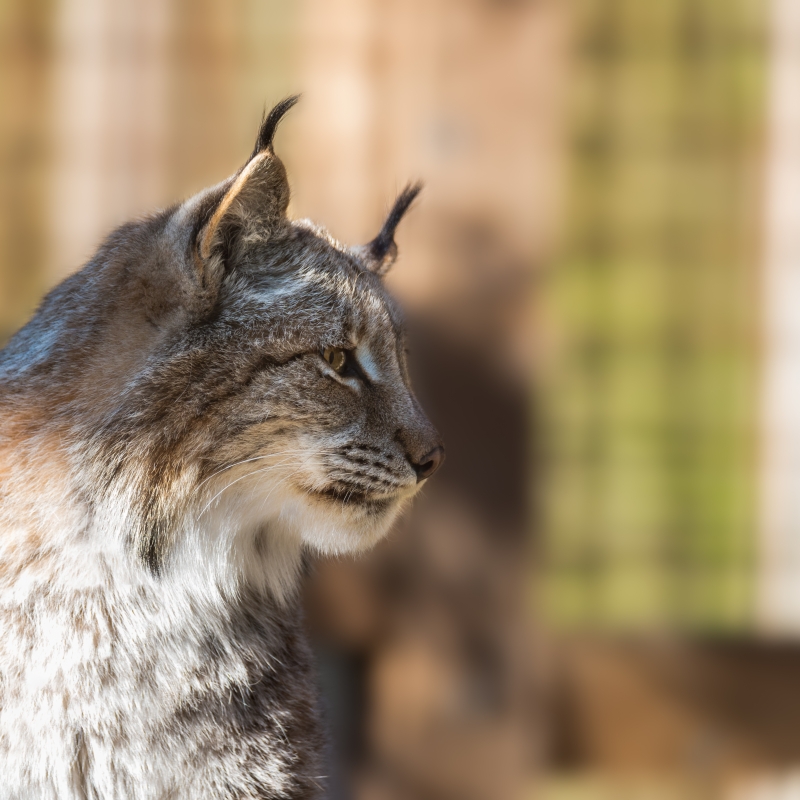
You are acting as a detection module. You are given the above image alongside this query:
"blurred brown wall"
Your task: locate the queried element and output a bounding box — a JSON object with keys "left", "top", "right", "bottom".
{"left": 0, "top": 0, "right": 52, "bottom": 340}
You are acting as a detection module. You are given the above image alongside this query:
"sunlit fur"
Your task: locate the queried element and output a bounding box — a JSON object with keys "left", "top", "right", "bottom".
{"left": 0, "top": 101, "right": 441, "bottom": 798}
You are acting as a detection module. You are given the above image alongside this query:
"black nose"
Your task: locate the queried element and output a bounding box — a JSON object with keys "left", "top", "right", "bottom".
{"left": 412, "top": 446, "right": 445, "bottom": 482}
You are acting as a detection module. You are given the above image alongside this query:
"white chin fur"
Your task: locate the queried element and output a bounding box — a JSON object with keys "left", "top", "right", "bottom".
{"left": 290, "top": 492, "right": 405, "bottom": 556}
{"left": 177, "top": 466, "right": 405, "bottom": 604}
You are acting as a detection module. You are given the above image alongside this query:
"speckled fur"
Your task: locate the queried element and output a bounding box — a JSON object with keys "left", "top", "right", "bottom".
{"left": 0, "top": 99, "right": 442, "bottom": 799}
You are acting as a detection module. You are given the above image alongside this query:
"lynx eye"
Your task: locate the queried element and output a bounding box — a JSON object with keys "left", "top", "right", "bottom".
{"left": 322, "top": 346, "right": 347, "bottom": 374}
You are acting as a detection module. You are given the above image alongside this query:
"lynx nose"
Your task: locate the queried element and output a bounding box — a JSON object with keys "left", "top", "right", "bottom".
{"left": 412, "top": 446, "right": 445, "bottom": 482}
{"left": 394, "top": 402, "right": 444, "bottom": 482}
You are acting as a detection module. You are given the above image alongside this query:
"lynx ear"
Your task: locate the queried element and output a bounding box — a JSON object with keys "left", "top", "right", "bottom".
{"left": 197, "top": 96, "right": 299, "bottom": 263}
{"left": 361, "top": 183, "right": 422, "bottom": 276}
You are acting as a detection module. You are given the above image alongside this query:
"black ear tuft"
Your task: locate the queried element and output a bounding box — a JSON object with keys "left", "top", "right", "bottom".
{"left": 251, "top": 95, "right": 301, "bottom": 159}
{"left": 365, "top": 182, "right": 423, "bottom": 276}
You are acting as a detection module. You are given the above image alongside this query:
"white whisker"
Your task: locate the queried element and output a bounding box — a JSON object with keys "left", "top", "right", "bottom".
{"left": 197, "top": 457, "right": 300, "bottom": 518}
{"left": 194, "top": 449, "right": 310, "bottom": 494}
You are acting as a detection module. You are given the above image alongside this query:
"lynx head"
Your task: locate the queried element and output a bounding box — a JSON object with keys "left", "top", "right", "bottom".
{"left": 0, "top": 97, "right": 443, "bottom": 596}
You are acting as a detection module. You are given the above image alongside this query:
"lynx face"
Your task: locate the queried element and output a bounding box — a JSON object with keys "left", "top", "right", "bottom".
{"left": 0, "top": 98, "right": 443, "bottom": 592}
{"left": 177, "top": 217, "right": 444, "bottom": 562}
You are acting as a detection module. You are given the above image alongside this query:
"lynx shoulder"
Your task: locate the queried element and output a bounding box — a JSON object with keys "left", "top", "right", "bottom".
{"left": 0, "top": 97, "right": 443, "bottom": 799}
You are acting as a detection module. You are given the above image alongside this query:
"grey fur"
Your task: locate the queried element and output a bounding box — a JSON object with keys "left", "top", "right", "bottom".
{"left": 0, "top": 101, "right": 442, "bottom": 798}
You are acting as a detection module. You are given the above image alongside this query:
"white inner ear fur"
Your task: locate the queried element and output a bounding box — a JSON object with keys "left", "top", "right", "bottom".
{"left": 199, "top": 152, "right": 271, "bottom": 260}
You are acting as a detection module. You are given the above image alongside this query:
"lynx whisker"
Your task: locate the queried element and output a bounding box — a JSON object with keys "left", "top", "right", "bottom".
{"left": 195, "top": 448, "right": 312, "bottom": 494}
{"left": 252, "top": 457, "right": 317, "bottom": 518}
{"left": 198, "top": 457, "right": 302, "bottom": 518}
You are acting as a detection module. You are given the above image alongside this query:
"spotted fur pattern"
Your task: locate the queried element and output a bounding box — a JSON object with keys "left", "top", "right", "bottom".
{"left": 0, "top": 99, "right": 442, "bottom": 798}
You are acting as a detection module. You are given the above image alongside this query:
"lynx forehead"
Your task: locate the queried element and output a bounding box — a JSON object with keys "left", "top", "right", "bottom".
{"left": 0, "top": 97, "right": 443, "bottom": 798}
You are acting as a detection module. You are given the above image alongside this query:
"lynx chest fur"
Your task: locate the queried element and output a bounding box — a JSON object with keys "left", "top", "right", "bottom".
{"left": 0, "top": 98, "right": 443, "bottom": 799}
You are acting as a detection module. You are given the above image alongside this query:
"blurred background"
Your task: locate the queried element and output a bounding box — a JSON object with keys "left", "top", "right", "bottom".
{"left": 2, "top": 0, "right": 800, "bottom": 797}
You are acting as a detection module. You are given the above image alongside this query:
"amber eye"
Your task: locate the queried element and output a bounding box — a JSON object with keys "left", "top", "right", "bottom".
{"left": 322, "top": 346, "right": 347, "bottom": 374}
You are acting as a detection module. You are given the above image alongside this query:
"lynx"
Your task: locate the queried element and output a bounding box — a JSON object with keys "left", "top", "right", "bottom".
{"left": 0, "top": 97, "right": 444, "bottom": 799}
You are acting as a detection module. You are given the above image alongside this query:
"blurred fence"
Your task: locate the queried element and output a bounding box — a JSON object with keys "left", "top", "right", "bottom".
{"left": 542, "top": 0, "right": 765, "bottom": 632}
